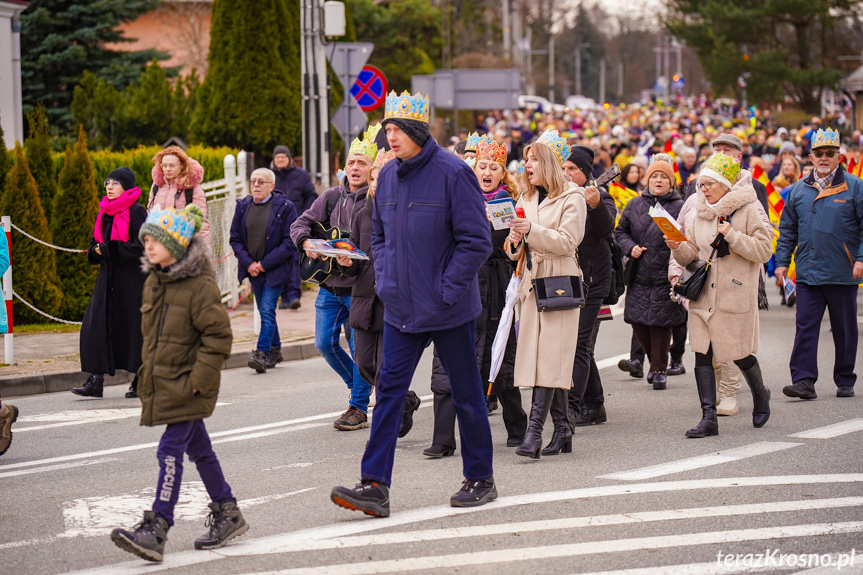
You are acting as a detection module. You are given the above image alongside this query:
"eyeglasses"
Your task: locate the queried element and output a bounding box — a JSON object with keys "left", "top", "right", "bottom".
{"left": 104, "top": 179, "right": 120, "bottom": 188}
{"left": 811, "top": 150, "right": 837, "bottom": 158}
{"left": 250, "top": 178, "right": 273, "bottom": 185}
{"left": 696, "top": 180, "right": 719, "bottom": 192}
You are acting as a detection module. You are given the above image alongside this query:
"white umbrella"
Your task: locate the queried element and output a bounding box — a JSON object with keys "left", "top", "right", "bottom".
{"left": 487, "top": 274, "right": 521, "bottom": 394}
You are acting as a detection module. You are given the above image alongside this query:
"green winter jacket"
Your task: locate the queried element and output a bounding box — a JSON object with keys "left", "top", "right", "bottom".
{"left": 137, "top": 236, "right": 232, "bottom": 426}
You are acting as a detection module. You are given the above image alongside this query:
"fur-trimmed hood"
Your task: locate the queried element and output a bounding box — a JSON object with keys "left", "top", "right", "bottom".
{"left": 151, "top": 158, "right": 205, "bottom": 189}
{"left": 140, "top": 235, "right": 212, "bottom": 282}
{"left": 695, "top": 169, "right": 758, "bottom": 220}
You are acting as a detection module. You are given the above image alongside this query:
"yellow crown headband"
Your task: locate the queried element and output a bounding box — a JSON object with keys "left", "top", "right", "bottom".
{"left": 699, "top": 152, "right": 741, "bottom": 190}
{"left": 384, "top": 91, "right": 430, "bottom": 124}
{"left": 348, "top": 123, "right": 380, "bottom": 160}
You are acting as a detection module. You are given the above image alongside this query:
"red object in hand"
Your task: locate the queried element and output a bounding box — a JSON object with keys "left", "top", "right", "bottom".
{"left": 515, "top": 208, "right": 525, "bottom": 218}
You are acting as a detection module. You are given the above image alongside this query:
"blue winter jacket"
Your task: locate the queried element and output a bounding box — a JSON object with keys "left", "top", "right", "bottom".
{"left": 372, "top": 137, "right": 492, "bottom": 333}
{"left": 230, "top": 191, "right": 299, "bottom": 288}
{"left": 776, "top": 166, "right": 863, "bottom": 285}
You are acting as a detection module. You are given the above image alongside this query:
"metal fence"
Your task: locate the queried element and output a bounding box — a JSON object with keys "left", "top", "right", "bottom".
{"left": 204, "top": 151, "right": 249, "bottom": 305}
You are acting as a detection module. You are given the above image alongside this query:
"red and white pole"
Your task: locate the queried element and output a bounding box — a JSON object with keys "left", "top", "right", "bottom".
{"left": 2, "top": 216, "right": 13, "bottom": 364}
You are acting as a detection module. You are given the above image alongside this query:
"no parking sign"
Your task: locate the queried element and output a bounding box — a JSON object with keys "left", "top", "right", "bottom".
{"left": 350, "top": 65, "right": 388, "bottom": 112}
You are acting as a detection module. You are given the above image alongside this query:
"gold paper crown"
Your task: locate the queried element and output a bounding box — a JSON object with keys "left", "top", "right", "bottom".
{"left": 701, "top": 152, "right": 741, "bottom": 188}
{"left": 536, "top": 129, "right": 572, "bottom": 166}
{"left": 476, "top": 138, "right": 508, "bottom": 166}
{"left": 348, "top": 124, "right": 380, "bottom": 160}
{"left": 811, "top": 127, "right": 840, "bottom": 149}
{"left": 384, "top": 90, "right": 430, "bottom": 124}
{"left": 373, "top": 149, "right": 396, "bottom": 169}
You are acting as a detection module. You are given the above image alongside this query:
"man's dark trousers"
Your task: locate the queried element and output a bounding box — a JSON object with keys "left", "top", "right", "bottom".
{"left": 361, "top": 321, "right": 494, "bottom": 486}
{"left": 790, "top": 283, "right": 858, "bottom": 389}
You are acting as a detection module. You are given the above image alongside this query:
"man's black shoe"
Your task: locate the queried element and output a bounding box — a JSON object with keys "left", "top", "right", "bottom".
{"left": 450, "top": 477, "right": 497, "bottom": 508}
{"left": 248, "top": 350, "right": 268, "bottom": 374}
{"left": 618, "top": 359, "right": 644, "bottom": 379}
{"left": 667, "top": 361, "right": 686, "bottom": 376}
{"left": 331, "top": 480, "right": 390, "bottom": 517}
{"left": 837, "top": 386, "right": 855, "bottom": 398}
{"left": 783, "top": 379, "right": 817, "bottom": 400}
{"left": 399, "top": 392, "right": 421, "bottom": 438}
{"left": 423, "top": 444, "right": 455, "bottom": 458}
{"left": 506, "top": 436, "right": 523, "bottom": 447}
{"left": 575, "top": 404, "right": 607, "bottom": 426}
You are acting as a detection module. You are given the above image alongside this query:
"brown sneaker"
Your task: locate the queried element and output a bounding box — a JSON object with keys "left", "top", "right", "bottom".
{"left": 0, "top": 403, "right": 19, "bottom": 456}
{"left": 335, "top": 407, "right": 369, "bottom": 431}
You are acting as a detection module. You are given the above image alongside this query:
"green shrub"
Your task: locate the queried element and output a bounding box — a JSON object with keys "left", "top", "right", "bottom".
{"left": 53, "top": 127, "right": 100, "bottom": 321}
{"left": 25, "top": 104, "right": 58, "bottom": 223}
{"left": 1, "top": 145, "right": 63, "bottom": 325}
{"left": 0, "top": 119, "right": 9, "bottom": 202}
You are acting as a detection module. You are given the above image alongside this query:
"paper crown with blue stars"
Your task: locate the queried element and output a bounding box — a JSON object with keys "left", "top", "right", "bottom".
{"left": 139, "top": 204, "right": 203, "bottom": 260}
{"left": 811, "top": 127, "right": 840, "bottom": 150}
{"left": 384, "top": 91, "right": 430, "bottom": 124}
{"left": 465, "top": 132, "right": 485, "bottom": 152}
{"left": 535, "top": 129, "right": 572, "bottom": 167}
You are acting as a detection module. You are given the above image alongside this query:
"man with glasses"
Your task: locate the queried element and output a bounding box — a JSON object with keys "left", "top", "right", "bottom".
{"left": 686, "top": 134, "right": 769, "bottom": 214}
{"left": 776, "top": 128, "right": 863, "bottom": 401}
{"left": 230, "top": 168, "right": 299, "bottom": 373}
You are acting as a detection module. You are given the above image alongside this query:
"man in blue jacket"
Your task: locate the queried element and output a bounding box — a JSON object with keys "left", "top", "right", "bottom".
{"left": 776, "top": 128, "right": 863, "bottom": 400}
{"left": 331, "top": 92, "right": 496, "bottom": 516}
{"left": 230, "top": 168, "right": 299, "bottom": 373}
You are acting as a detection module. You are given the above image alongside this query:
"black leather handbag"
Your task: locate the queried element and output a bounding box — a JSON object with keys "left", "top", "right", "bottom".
{"left": 526, "top": 243, "right": 587, "bottom": 312}
{"left": 672, "top": 245, "right": 716, "bottom": 301}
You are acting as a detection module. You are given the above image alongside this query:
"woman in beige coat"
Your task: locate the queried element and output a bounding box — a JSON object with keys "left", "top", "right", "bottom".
{"left": 506, "top": 131, "right": 587, "bottom": 459}
{"left": 667, "top": 152, "right": 773, "bottom": 438}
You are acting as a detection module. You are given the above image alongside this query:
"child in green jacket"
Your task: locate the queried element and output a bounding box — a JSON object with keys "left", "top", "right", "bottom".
{"left": 111, "top": 204, "right": 248, "bottom": 562}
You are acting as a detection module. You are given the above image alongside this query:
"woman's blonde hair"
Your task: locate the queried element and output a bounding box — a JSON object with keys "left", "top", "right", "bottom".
{"left": 521, "top": 143, "right": 568, "bottom": 200}
{"left": 473, "top": 161, "right": 520, "bottom": 200}
{"left": 152, "top": 146, "right": 195, "bottom": 187}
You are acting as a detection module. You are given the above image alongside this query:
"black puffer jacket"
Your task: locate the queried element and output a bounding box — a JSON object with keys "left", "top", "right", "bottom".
{"left": 342, "top": 190, "right": 383, "bottom": 331}
{"left": 615, "top": 190, "right": 686, "bottom": 327}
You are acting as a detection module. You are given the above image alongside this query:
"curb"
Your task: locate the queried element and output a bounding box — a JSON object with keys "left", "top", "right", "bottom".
{"left": 0, "top": 338, "right": 321, "bottom": 399}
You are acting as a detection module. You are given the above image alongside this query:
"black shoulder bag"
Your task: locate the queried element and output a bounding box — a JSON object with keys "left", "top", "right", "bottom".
{"left": 526, "top": 242, "right": 587, "bottom": 312}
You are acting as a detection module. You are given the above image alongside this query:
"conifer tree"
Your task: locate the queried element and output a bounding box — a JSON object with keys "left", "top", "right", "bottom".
{"left": 0, "top": 120, "right": 9, "bottom": 202}
{"left": 53, "top": 127, "right": 100, "bottom": 320}
{"left": 0, "top": 145, "right": 63, "bottom": 325}
{"left": 193, "top": 0, "right": 301, "bottom": 155}
{"left": 24, "top": 104, "right": 57, "bottom": 224}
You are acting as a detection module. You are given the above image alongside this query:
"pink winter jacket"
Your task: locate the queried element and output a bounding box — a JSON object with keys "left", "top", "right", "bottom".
{"left": 148, "top": 159, "right": 210, "bottom": 239}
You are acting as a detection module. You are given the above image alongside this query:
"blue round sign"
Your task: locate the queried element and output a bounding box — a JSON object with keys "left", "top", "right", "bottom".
{"left": 350, "top": 65, "right": 388, "bottom": 112}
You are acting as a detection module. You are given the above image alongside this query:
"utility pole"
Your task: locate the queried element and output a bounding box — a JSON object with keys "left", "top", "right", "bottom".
{"left": 502, "top": 0, "right": 511, "bottom": 62}
{"left": 300, "top": 0, "right": 330, "bottom": 187}
{"left": 618, "top": 61, "right": 624, "bottom": 102}
{"left": 663, "top": 35, "right": 670, "bottom": 101}
{"left": 575, "top": 43, "right": 589, "bottom": 96}
{"left": 599, "top": 58, "right": 605, "bottom": 104}
{"left": 549, "top": 34, "right": 555, "bottom": 103}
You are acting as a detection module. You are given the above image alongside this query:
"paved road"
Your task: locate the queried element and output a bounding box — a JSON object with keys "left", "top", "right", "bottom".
{"left": 2, "top": 291, "right": 862, "bottom": 575}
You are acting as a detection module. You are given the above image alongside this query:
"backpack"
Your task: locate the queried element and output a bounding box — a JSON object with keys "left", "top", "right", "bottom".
{"left": 603, "top": 237, "right": 626, "bottom": 305}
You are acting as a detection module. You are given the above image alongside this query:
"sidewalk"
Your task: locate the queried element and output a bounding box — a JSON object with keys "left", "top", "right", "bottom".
{"left": 0, "top": 286, "right": 324, "bottom": 398}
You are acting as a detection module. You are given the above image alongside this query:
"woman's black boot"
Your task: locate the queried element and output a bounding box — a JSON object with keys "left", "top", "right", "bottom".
{"left": 516, "top": 387, "right": 555, "bottom": 459}
{"left": 125, "top": 376, "right": 138, "bottom": 399}
{"left": 740, "top": 359, "right": 770, "bottom": 428}
{"left": 71, "top": 374, "right": 104, "bottom": 398}
{"left": 541, "top": 389, "right": 573, "bottom": 456}
{"left": 685, "top": 366, "right": 718, "bottom": 438}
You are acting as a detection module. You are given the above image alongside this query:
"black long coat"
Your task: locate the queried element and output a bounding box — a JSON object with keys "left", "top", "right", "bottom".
{"left": 614, "top": 190, "right": 686, "bottom": 328}
{"left": 80, "top": 203, "right": 148, "bottom": 376}
{"left": 343, "top": 189, "right": 383, "bottom": 332}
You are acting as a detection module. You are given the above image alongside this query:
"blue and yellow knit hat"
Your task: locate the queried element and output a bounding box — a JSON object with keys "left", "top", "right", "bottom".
{"left": 139, "top": 204, "right": 204, "bottom": 260}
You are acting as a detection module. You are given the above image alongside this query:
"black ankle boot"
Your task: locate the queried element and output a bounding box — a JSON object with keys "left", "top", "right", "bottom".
{"left": 652, "top": 370, "right": 668, "bottom": 390}
{"left": 516, "top": 387, "right": 555, "bottom": 459}
{"left": 125, "top": 376, "right": 138, "bottom": 399}
{"left": 685, "top": 366, "right": 718, "bottom": 438}
{"left": 541, "top": 390, "right": 573, "bottom": 456}
{"left": 740, "top": 359, "right": 770, "bottom": 428}
{"left": 72, "top": 374, "right": 104, "bottom": 398}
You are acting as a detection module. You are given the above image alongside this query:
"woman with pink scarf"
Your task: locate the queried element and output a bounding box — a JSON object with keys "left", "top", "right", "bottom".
{"left": 72, "top": 168, "right": 148, "bottom": 400}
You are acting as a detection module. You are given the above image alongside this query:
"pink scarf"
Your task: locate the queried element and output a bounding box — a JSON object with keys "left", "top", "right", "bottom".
{"left": 94, "top": 186, "right": 142, "bottom": 243}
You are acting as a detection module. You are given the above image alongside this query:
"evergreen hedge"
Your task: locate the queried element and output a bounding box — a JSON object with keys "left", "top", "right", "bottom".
{"left": 53, "top": 127, "right": 100, "bottom": 321}
{"left": 24, "top": 105, "right": 58, "bottom": 223}
{"left": 0, "top": 120, "right": 9, "bottom": 202}
{"left": 0, "top": 145, "right": 63, "bottom": 325}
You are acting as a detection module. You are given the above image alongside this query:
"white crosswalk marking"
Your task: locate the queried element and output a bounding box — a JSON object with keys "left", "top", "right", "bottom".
{"left": 789, "top": 418, "right": 863, "bottom": 439}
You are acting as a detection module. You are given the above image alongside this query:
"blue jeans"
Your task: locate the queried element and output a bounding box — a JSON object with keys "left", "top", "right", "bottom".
{"left": 152, "top": 420, "right": 233, "bottom": 525}
{"left": 280, "top": 260, "right": 302, "bottom": 304}
{"left": 249, "top": 275, "right": 282, "bottom": 353}
{"left": 314, "top": 288, "right": 371, "bottom": 412}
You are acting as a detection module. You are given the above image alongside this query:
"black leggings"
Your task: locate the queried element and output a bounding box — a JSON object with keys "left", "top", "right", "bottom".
{"left": 694, "top": 345, "right": 757, "bottom": 371}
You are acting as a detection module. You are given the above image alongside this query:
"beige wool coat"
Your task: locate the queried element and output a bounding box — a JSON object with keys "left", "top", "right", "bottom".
{"left": 671, "top": 175, "right": 773, "bottom": 362}
{"left": 507, "top": 183, "right": 587, "bottom": 389}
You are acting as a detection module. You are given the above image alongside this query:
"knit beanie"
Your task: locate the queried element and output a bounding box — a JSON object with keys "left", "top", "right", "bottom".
{"left": 566, "top": 146, "right": 595, "bottom": 180}
{"left": 645, "top": 161, "right": 676, "bottom": 188}
{"left": 381, "top": 117, "right": 430, "bottom": 147}
{"left": 272, "top": 145, "right": 291, "bottom": 157}
{"left": 139, "top": 204, "right": 204, "bottom": 260}
{"left": 107, "top": 167, "right": 136, "bottom": 191}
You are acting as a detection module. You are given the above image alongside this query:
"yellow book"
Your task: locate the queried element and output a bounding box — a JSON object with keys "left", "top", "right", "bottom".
{"left": 649, "top": 204, "right": 687, "bottom": 242}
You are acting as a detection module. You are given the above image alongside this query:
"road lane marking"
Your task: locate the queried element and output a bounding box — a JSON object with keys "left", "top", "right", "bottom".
{"left": 61, "top": 474, "right": 863, "bottom": 575}
{"left": 0, "top": 458, "right": 120, "bottom": 479}
{"left": 244, "top": 522, "right": 863, "bottom": 575}
{"left": 14, "top": 404, "right": 231, "bottom": 432}
{"left": 789, "top": 418, "right": 863, "bottom": 439}
{"left": 597, "top": 442, "right": 803, "bottom": 481}
{"left": 596, "top": 353, "right": 630, "bottom": 371}
{"left": 570, "top": 555, "right": 862, "bottom": 575}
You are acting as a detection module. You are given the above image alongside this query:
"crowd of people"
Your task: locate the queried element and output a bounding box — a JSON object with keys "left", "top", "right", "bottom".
{"left": 0, "top": 94, "right": 860, "bottom": 564}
